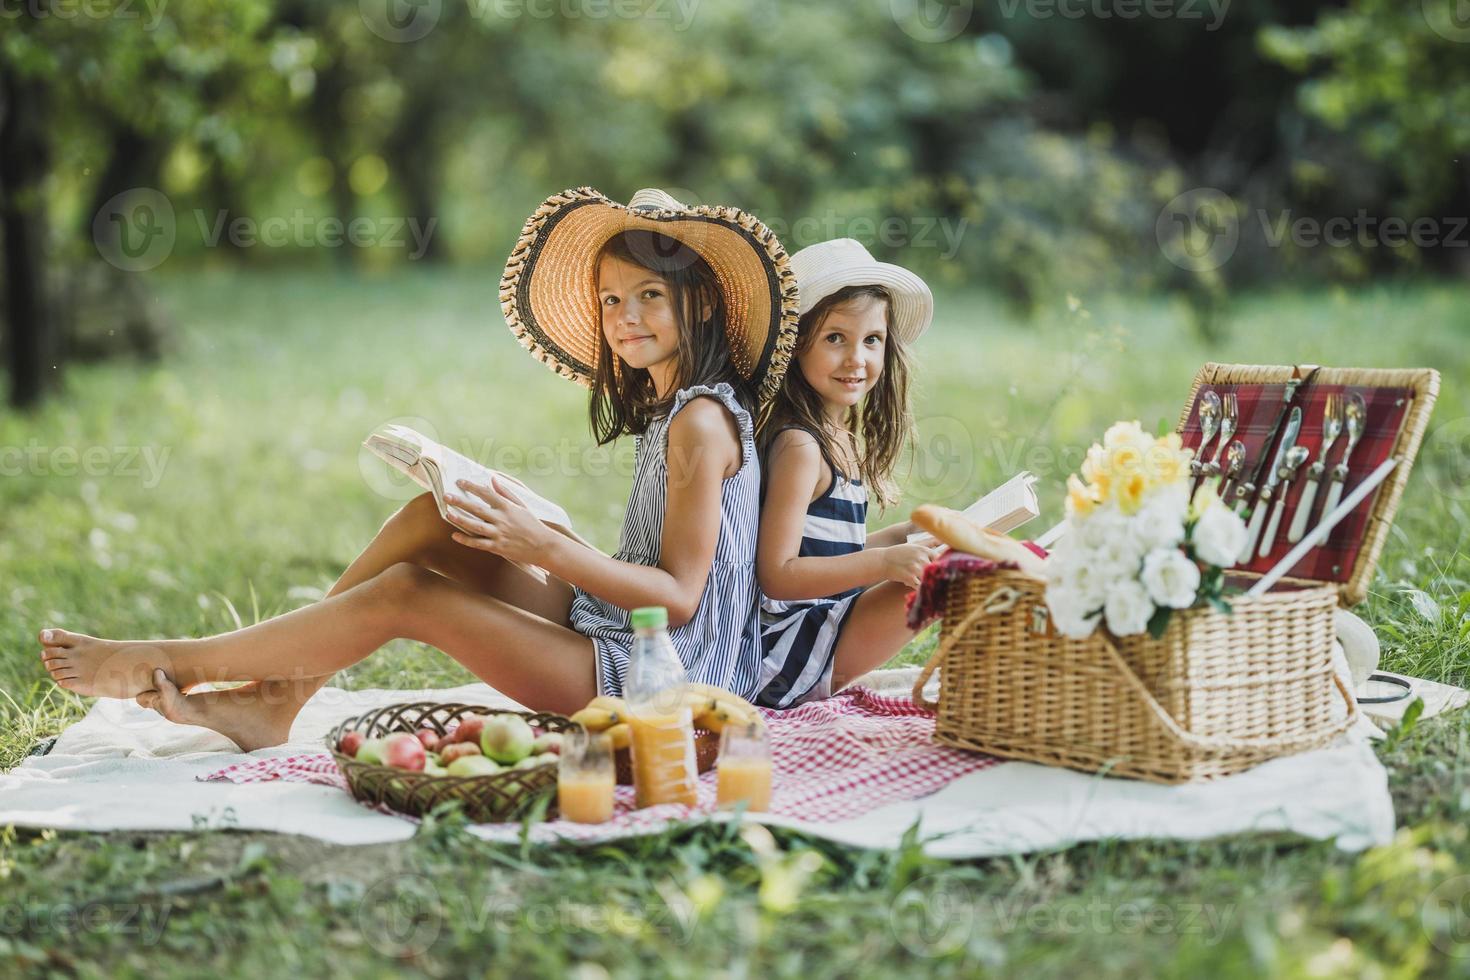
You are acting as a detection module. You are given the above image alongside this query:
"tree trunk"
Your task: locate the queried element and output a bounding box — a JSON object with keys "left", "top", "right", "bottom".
{"left": 0, "top": 63, "right": 56, "bottom": 410}
{"left": 383, "top": 93, "right": 444, "bottom": 263}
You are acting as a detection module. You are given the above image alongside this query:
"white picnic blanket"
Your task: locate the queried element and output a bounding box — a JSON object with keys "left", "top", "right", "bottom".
{"left": 0, "top": 663, "right": 1396, "bottom": 857}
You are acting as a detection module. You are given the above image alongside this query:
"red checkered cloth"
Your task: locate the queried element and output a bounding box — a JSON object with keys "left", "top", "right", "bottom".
{"left": 1180, "top": 382, "right": 1413, "bottom": 582}
{"left": 905, "top": 542, "right": 1049, "bottom": 630}
{"left": 199, "top": 687, "right": 999, "bottom": 840}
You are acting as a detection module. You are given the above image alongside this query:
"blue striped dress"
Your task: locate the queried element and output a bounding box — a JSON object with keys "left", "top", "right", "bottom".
{"left": 568, "top": 383, "right": 763, "bottom": 699}
{"left": 753, "top": 430, "right": 869, "bottom": 708}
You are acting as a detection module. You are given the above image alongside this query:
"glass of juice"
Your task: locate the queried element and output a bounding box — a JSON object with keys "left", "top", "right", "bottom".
{"left": 716, "top": 720, "right": 772, "bottom": 812}
{"left": 558, "top": 729, "right": 615, "bottom": 824}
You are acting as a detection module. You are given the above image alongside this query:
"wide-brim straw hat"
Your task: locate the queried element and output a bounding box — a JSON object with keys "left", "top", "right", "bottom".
{"left": 789, "top": 238, "right": 933, "bottom": 344}
{"left": 500, "top": 187, "right": 800, "bottom": 404}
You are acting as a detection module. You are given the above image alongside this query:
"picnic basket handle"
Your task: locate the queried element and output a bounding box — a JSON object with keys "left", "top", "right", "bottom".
{"left": 911, "top": 586, "right": 1021, "bottom": 712}
{"left": 1095, "top": 631, "right": 1360, "bottom": 752}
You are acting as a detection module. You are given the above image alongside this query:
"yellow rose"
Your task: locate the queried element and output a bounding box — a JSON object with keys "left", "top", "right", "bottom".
{"left": 1103, "top": 420, "right": 1149, "bottom": 452}
{"left": 1066, "top": 474, "right": 1098, "bottom": 518}
{"left": 1115, "top": 470, "right": 1148, "bottom": 515}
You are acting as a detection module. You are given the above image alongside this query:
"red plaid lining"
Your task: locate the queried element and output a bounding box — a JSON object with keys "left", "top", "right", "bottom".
{"left": 1180, "top": 382, "right": 1413, "bottom": 582}
{"left": 200, "top": 687, "right": 999, "bottom": 837}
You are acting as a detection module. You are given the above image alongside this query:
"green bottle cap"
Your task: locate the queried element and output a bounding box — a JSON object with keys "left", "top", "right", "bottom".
{"left": 630, "top": 606, "right": 668, "bottom": 629}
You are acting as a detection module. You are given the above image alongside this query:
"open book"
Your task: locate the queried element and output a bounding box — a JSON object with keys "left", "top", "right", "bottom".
{"left": 907, "top": 471, "right": 1041, "bottom": 544}
{"left": 362, "top": 424, "right": 591, "bottom": 582}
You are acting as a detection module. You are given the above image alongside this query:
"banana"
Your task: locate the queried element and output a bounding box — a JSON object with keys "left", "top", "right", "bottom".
{"left": 604, "top": 723, "right": 631, "bottom": 750}
{"left": 678, "top": 682, "right": 759, "bottom": 717}
{"left": 569, "top": 707, "right": 621, "bottom": 732}
{"left": 694, "top": 697, "right": 763, "bottom": 733}
{"left": 588, "top": 695, "right": 628, "bottom": 714}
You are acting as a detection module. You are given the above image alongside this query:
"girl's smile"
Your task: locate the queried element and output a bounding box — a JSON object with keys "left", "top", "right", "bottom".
{"left": 797, "top": 296, "right": 887, "bottom": 421}
{"left": 597, "top": 253, "right": 680, "bottom": 392}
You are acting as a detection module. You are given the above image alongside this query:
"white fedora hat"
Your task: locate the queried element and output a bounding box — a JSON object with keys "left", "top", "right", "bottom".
{"left": 789, "top": 238, "right": 933, "bottom": 344}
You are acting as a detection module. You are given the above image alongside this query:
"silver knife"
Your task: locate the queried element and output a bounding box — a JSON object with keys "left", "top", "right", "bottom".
{"left": 1239, "top": 406, "right": 1302, "bottom": 562}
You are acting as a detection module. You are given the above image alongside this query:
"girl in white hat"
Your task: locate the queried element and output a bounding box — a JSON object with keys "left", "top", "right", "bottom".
{"left": 752, "top": 239, "right": 938, "bottom": 709}
{"left": 40, "top": 188, "right": 799, "bottom": 748}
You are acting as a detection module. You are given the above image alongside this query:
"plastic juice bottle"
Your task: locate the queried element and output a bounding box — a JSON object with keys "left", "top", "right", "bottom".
{"left": 624, "top": 606, "right": 698, "bottom": 808}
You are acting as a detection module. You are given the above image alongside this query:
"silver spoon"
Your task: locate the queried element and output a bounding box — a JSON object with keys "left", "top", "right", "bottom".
{"left": 1192, "top": 390, "right": 1221, "bottom": 476}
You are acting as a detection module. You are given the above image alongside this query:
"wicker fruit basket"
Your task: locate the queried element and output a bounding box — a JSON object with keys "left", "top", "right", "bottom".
{"left": 913, "top": 363, "right": 1439, "bottom": 784}
{"left": 326, "top": 701, "right": 574, "bottom": 822}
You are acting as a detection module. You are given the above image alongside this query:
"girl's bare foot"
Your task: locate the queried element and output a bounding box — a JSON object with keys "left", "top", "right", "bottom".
{"left": 38, "top": 628, "right": 167, "bottom": 700}
{"left": 135, "top": 671, "right": 296, "bottom": 751}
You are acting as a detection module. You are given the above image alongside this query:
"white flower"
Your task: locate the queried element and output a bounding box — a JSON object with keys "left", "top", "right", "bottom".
{"left": 1191, "top": 500, "right": 1248, "bottom": 568}
{"left": 1103, "top": 579, "right": 1155, "bottom": 637}
{"left": 1046, "top": 585, "right": 1102, "bottom": 639}
{"left": 1134, "top": 485, "right": 1189, "bottom": 552}
{"left": 1140, "top": 547, "right": 1202, "bottom": 609}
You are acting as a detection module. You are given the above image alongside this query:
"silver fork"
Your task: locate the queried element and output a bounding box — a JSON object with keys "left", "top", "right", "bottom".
{"left": 1289, "top": 392, "right": 1341, "bottom": 543}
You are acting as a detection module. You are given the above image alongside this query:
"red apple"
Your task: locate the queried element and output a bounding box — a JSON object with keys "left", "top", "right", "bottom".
{"left": 383, "top": 732, "right": 426, "bottom": 771}
{"left": 439, "top": 741, "right": 483, "bottom": 764}
{"left": 415, "top": 728, "right": 440, "bottom": 752}
{"left": 449, "top": 714, "right": 487, "bottom": 745}
{"left": 338, "top": 731, "right": 365, "bottom": 757}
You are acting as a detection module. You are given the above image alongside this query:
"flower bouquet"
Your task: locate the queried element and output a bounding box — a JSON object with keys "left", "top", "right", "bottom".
{"left": 1045, "top": 421, "right": 1250, "bottom": 640}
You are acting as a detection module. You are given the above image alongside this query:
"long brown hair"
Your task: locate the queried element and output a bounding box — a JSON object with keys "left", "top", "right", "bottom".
{"left": 589, "top": 230, "right": 753, "bottom": 444}
{"left": 759, "top": 285, "right": 914, "bottom": 508}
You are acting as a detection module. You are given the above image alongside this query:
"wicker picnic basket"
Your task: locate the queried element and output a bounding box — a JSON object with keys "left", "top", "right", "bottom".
{"left": 913, "top": 363, "right": 1439, "bottom": 783}
{"left": 327, "top": 701, "right": 574, "bottom": 822}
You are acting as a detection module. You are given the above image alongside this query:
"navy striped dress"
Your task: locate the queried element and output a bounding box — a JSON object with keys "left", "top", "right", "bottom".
{"left": 568, "top": 383, "right": 763, "bottom": 699}
{"left": 753, "top": 429, "right": 869, "bottom": 709}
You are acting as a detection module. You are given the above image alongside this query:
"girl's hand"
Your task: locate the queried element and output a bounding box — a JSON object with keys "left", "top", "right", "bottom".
{"left": 880, "top": 542, "right": 941, "bottom": 590}
{"left": 444, "top": 476, "right": 549, "bottom": 564}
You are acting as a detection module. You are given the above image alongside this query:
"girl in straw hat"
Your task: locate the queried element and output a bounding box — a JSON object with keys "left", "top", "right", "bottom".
{"left": 39, "top": 188, "right": 798, "bottom": 748}
{"left": 752, "top": 239, "right": 938, "bottom": 709}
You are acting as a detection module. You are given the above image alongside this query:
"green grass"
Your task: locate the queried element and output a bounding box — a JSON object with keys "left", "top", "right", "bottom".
{"left": 3, "top": 269, "right": 1469, "bottom": 977}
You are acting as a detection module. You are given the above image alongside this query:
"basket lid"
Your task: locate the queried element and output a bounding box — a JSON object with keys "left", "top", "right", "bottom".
{"left": 1176, "top": 362, "right": 1439, "bottom": 607}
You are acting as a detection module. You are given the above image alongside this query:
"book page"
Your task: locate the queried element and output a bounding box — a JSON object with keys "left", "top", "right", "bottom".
{"left": 906, "top": 471, "right": 1040, "bottom": 543}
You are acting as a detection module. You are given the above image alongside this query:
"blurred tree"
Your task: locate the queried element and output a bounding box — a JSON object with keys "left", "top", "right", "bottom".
{"left": 1260, "top": 0, "right": 1470, "bottom": 215}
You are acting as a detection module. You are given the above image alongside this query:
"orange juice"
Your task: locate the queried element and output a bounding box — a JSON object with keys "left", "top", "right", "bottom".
{"left": 558, "top": 773, "right": 615, "bottom": 824}
{"left": 628, "top": 710, "right": 698, "bottom": 808}
{"left": 716, "top": 757, "right": 772, "bottom": 811}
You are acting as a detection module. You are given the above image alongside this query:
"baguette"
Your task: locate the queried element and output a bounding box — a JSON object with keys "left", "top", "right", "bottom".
{"left": 911, "top": 504, "right": 1048, "bottom": 579}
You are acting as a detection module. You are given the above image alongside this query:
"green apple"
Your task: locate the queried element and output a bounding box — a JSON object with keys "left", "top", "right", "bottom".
{"left": 446, "top": 755, "right": 501, "bottom": 778}
{"left": 513, "top": 753, "right": 554, "bottom": 770}
{"left": 480, "top": 714, "right": 535, "bottom": 764}
{"left": 423, "top": 759, "right": 448, "bottom": 777}
{"left": 355, "top": 738, "right": 387, "bottom": 766}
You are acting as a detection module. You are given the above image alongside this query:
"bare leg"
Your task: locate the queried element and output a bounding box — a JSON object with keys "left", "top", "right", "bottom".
{"left": 39, "top": 493, "right": 578, "bottom": 747}
{"left": 46, "top": 563, "right": 597, "bottom": 747}
{"left": 826, "top": 582, "right": 922, "bottom": 695}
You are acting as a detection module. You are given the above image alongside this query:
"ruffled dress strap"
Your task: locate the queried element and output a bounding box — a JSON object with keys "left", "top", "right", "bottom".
{"left": 666, "top": 382, "right": 757, "bottom": 468}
